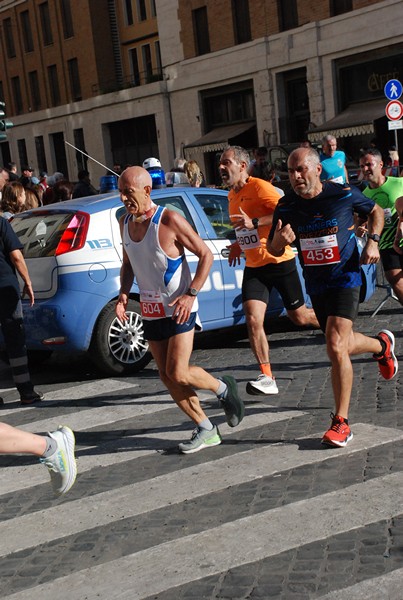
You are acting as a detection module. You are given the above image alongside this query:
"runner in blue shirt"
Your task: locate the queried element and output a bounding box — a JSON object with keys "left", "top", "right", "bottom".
{"left": 267, "top": 147, "right": 398, "bottom": 448}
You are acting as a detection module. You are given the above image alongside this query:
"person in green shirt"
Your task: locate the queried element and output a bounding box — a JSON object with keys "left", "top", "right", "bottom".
{"left": 358, "top": 148, "right": 403, "bottom": 305}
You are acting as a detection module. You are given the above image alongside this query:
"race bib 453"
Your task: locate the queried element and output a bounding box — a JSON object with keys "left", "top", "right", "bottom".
{"left": 300, "top": 234, "right": 340, "bottom": 266}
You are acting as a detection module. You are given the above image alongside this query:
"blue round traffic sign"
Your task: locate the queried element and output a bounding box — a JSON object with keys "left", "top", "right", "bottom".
{"left": 384, "top": 79, "right": 403, "bottom": 101}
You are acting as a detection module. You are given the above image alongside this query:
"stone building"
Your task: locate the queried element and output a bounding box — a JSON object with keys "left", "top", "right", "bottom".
{"left": 0, "top": 0, "right": 402, "bottom": 185}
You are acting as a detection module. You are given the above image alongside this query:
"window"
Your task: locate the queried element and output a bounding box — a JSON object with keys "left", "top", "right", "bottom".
{"left": 154, "top": 41, "right": 162, "bottom": 78}
{"left": 47, "top": 65, "right": 60, "bottom": 106}
{"left": 17, "top": 139, "right": 28, "bottom": 169}
{"left": 129, "top": 48, "right": 140, "bottom": 85}
{"left": 39, "top": 2, "right": 53, "bottom": 45}
{"left": 35, "top": 136, "right": 47, "bottom": 173}
{"left": 203, "top": 86, "right": 254, "bottom": 129}
{"left": 153, "top": 195, "right": 194, "bottom": 229}
{"left": 330, "top": 0, "right": 353, "bottom": 16}
{"left": 195, "top": 193, "right": 231, "bottom": 239}
{"left": 136, "top": 0, "right": 147, "bottom": 21}
{"left": 142, "top": 44, "right": 153, "bottom": 83}
{"left": 232, "top": 0, "right": 251, "bottom": 45}
{"left": 60, "top": 0, "right": 74, "bottom": 38}
{"left": 193, "top": 7, "right": 210, "bottom": 56}
{"left": 20, "top": 11, "right": 34, "bottom": 52}
{"left": 29, "top": 71, "right": 41, "bottom": 110}
{"left": 3, "top": 18, "right": 16, "bottom": 58}
{"left": 11, "top": 77, "right": 23, "bottom": 114}
{"left": 67, "top": 58, "right": 82, "bottom": 101}
{"left": 73, "top": 128, "right": 87, "bottom": 171}
{"left": 124, "top": 0, "right": 134, "bottom": 25}
{"left": 278, "top": 0, "right": 298, "bottom": 31}
{"left": 150, "top": 0, "right": 156, "bottom": 18}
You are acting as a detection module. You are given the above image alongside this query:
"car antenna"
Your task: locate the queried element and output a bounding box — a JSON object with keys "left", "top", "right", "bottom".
{"left": 65, "top": 141, "right": 120, "bottom": 177}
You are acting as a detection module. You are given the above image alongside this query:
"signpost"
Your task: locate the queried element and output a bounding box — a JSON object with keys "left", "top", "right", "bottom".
{"left": 384, "top": 79, "right": 403, "bottom": 160}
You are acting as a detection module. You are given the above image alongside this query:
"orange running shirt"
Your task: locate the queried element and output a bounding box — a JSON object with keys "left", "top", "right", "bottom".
{"left": 228, "top": 177, "right": 295, "bottom": 268}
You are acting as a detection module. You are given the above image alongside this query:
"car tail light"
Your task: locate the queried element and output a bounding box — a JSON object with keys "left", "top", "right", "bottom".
{"left": 55, "top": 212, "right": 90, "bottom": 255}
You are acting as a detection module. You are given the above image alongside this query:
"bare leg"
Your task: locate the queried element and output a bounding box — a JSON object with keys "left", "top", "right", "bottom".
{"left": 325, "top": 316, "right": 355, "bottom": 419}
{"left": 0, "top": 422, "right": 46, "bottom": 455}
{"left": 243, "top": 299, "right": 270, "bottom": 364}
{"left": 148, "top": 329, "right": 221, "bottom": 425}
{"left": 385, "top": 268, "right": 403, "bottom": 305}
{"left": 287, "top": 304, "right": 320, "bottom": 329}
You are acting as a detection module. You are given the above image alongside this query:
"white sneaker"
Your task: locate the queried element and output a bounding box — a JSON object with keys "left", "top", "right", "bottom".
{"left": 40, "top": 426, "right": 77, "bottom": 496}
{"left": 246, "top": 374, "right": 279, "bottom": 395}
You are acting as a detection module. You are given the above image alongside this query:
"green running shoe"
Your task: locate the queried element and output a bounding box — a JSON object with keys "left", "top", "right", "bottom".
{"left": 179, "top": 425, "right": 222, "bottom": 454}
{"left": 219, "top": 375, "right": 245, "bottom": 427}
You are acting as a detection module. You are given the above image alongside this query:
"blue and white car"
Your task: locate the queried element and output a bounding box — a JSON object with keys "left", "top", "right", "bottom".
{"left": 3, "top": 187, "right": 376, "bottom": 375}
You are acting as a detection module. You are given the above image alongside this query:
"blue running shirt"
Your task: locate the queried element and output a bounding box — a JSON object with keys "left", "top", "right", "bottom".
{"left": 270, "top": 182, "right": 376, "bottom": 295}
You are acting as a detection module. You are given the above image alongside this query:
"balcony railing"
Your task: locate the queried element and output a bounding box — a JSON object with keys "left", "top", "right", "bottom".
{"left": 92, "top": 70, "right": 163, "bottom": 95}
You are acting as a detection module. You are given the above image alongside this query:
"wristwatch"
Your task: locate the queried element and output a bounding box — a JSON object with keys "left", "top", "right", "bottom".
{"left": 252, "top": 217, "right": 259, "bottom": 229}
{"left": 188, "top": 287, "right": 198, "bottom": 297}
{"left": 367, "top": 233, "right": 380, "bottom": 243}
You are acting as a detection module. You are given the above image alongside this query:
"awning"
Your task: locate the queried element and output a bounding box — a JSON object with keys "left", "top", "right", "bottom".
{"left": 184, "top": 122, "right": 255, "bottom": 157}
{"left": 307, "top": 99, "right": 386, "bottom": 142}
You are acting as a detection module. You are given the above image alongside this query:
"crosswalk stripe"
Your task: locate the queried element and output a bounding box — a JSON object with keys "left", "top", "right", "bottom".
{"left": 318, "top": 567, "right": 403, "bottom": 599}
{"left": 1, "top": 423, "right": 402, "bottom": 558}
{"left": 0, "top": 379, "right": 139, "bottom": 416}
{"left": 3, "top": 471, "right": 402, "bottom": 600}
{"left": 1, "top": 407, "right": 306, "bottom": 495}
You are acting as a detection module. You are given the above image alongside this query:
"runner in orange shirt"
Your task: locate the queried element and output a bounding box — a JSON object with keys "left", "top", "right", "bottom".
{"left": 220, "top": 145, "right": 319, "bottom": 395}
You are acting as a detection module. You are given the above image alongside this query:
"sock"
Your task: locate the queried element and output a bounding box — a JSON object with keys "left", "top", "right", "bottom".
{"left": 260, "top": 363, "right": 272, "bottom": 377}
{"left": 374, "top": 336, "right": 387, "bottom": 357}
{"left": 198, "top": 418, "right": 214, "bottom": 431}
{"left": 41, "top": 436, "right": 58, "bottom": 458}
{"left": 216, "top": 378, "right": 227, "bottom": 399}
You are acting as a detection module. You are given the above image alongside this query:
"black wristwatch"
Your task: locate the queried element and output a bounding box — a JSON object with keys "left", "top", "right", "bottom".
{"left": 367, "top": 233, "right": 380, "bottom": 243}
{"left": 252, "top": 217, "right": 259, "bottom": 229}
{"left": 188, "top": 287, "right": 198, "bottom": 297}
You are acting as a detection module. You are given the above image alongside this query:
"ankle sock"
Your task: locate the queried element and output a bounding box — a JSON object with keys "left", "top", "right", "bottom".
{"left": 216, "top": 379, "right": 227, "bottom": 399}
{"left": 374, "top": 336, "right": 387, "bottom": 357}
{"left": 198, "top": 418, "right": 214, "bottom": 431}
{"left": 42, "top": 436, "right": 58, "bottom": 458}
{"left": 260, "top": 363, "right": 272, "bottom": 377}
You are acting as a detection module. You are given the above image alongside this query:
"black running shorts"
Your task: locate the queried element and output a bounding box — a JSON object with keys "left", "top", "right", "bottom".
{"left": 143, "top": 312, "right": 197, "bottom": 341}
{"left": 242, "top": 258, "right": 305, "bottom": 311}
{"left": 310, "top": 287, "right": 360, "bottom": 333}
{"left": 380, "top": 247, "right": 403, "bottom": 272}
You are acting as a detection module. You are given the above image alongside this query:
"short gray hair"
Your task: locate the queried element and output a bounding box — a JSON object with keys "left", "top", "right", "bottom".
{"left": 223, "top": 145, "right": 250, "bottom": 167}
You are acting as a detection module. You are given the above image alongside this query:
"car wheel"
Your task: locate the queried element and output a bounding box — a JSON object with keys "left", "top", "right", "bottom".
{"left": 90, "top": 299, "right": 151, "bottom": 376}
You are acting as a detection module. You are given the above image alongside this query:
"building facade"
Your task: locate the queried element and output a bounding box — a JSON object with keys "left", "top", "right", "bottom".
{"left": 0, "top": 0, "right": 402, "bottom": 186}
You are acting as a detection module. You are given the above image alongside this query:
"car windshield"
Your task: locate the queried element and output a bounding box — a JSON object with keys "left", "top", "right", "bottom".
{"left": 10, "top": 211, "right": 76, "bottom": 258}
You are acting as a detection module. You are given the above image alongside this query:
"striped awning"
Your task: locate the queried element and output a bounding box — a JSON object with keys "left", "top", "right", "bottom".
{"left": 307, "top": 99, "right": 386, "bottom": 142}
{"left": 184, "top": 123, "right": 254, "bottom": 157}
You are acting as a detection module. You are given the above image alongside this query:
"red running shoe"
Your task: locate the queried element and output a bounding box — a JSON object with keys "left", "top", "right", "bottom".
{"left": 322, "top": 414, "right": 353, "bottom": 448}
{"left": 374, "top": 330, "right": 398, "bottom": 380}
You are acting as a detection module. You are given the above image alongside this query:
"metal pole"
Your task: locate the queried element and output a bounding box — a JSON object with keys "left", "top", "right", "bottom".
{"left": 394, "top": 129, "right": 399, "bottom": 168}
{"left": 64, "top": 141, "right": 120, "bottom": 177}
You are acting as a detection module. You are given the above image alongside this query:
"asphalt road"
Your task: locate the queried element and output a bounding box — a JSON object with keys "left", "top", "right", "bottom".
{"left": 0, "top": 286, "right": 402, "bottom": 600}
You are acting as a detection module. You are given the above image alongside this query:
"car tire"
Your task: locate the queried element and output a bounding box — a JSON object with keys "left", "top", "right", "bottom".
{"left": 90, "top": 299, "right": 152, "bottom": 376}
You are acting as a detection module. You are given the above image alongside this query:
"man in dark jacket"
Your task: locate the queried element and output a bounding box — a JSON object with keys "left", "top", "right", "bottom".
{"left": 72, "top": 169, "right": 98, "bottom": 199}
{"left": 0, "top": 217, "right": 43, "bottom": 404}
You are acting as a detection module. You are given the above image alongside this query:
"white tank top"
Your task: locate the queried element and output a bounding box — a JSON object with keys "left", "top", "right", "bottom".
{"left": 123, "top": 205, "right": 199, "bottom": 320}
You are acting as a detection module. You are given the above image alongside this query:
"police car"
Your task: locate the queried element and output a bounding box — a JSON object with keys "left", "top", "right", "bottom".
{"left": 5, "top": 188, "right": 376, "bottom": 375}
